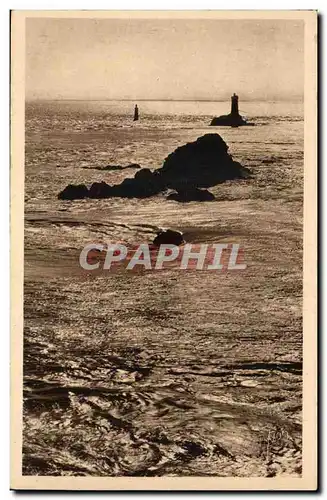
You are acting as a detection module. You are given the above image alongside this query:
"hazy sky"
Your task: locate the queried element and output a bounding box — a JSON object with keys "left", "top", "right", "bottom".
{"left": 26, "top": 18, "right": 304, "bottom": 101}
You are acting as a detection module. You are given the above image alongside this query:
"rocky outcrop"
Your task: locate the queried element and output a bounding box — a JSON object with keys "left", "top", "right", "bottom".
{"left": 210, "top": 114, "right": 249, "bottom": 127}
{"left": 167, "top": 188, "right": 215, "bottom": 202}
{"left": 58, "top": 184, "right": 89, "bottom": 200}
{"left": 153, "top": 229, "right": 184, "bottom": 247}
{"left": 157, "top": 134, "right": 251, "bottom": 190}
{"left": 58, "top": 134, "right": 250, "bottom": 201}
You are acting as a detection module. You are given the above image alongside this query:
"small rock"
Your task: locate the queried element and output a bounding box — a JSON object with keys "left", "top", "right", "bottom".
{"left": 153, "top": 229, "right": 184, "bottom": 247}
{"left": 167, "top": 188, "right": 215, "bottom": 202}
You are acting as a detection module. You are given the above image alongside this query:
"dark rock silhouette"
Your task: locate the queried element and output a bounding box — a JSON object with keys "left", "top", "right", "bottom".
{"left": 57, "top": 134, "right": 250, "bottom": 201}
{"left": 104, "top": 165, "right": 124, "bottom": 171}
{"left": 58, "top": 184, "right": 89, "bottom": 200}
{"left": 89, "top": 181, "right": 112, "bottom": 199}
{"left": 157, "top": 133, "right": 251, "bottom": 190}
{"left": 153, "top": 229, "right": 184, "bottom": 247}
{"left": 167, "top": 188, "right": 215, "bottom": 202}
{"left": 210, "top": 93, "right": 254, "bottom": 127}
{"left": 210, "top": 114, "right": 247, "bottom": 127}
{"left": 84, "top": 164, "right": 141, "bottom": 171}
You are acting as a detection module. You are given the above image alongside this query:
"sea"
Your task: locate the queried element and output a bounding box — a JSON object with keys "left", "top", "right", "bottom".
{"left": 23, "top": 99, "right": 304, "bottom": 477}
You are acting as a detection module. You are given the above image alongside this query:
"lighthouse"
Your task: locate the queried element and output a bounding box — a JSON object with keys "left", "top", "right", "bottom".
{"left": 210, "top": 93, "right": 253, "bottom": 127}
{"left": 133, "top": 104, "right": 139, "bottom": 121}
{"left": 231, "top": 93, "right": 239, "bottom": 116}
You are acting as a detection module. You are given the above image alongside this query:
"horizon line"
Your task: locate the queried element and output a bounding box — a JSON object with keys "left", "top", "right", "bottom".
{"left": 25, "top": 97, "right": 305, "bottom": 103}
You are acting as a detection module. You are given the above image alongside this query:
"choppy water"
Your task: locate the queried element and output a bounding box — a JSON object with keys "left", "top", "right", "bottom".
{"left": 24, "top": 100, "right": 303, "bottom": 477}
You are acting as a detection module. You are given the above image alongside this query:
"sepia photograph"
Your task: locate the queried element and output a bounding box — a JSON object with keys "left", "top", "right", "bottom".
{"left": 10, "top": 10, "right": 317, "bottom": 490}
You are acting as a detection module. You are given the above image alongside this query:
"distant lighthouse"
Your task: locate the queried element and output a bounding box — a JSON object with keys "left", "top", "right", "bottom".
{"left": 231, "top": 93, "right": 239, "bottom": 116}
{"left": 133, "top": 104, "right": 139, "bottom": 121}
{"left": 210, "top": 93, "right": 253, "bottom": 127}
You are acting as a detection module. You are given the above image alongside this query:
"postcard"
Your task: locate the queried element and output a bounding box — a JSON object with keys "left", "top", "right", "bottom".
{"left": 11, "top": 10, "right": 317, "bottom": 490}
